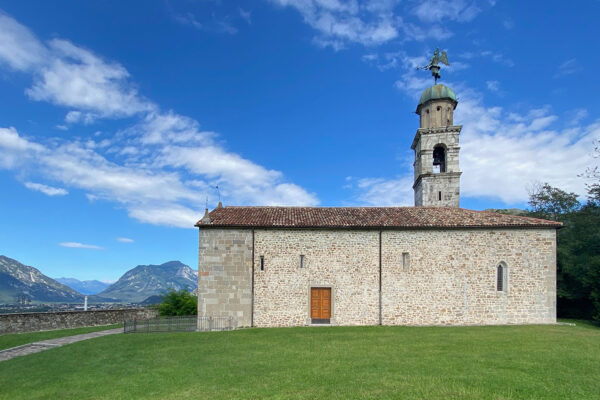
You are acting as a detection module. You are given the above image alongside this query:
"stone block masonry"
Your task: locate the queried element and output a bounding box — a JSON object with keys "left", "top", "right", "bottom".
{"left": 197, "top": 228, "right": 253, "bottom": 328}
{"left": 253, "top": 229, "right": 380, "bottom": 327}
{"left": 0, "top": 308, "right": 158, "bottom": 334}
{"left": 382, "top": 228, "right": 556, "bottom": 326}
{"left": 198, "top": 227, "right": 556, "bottom": 328}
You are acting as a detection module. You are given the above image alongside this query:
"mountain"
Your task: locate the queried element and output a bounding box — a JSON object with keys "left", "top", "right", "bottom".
{"left": 55, "top": 278, "right": 110, "bottom": 295}
{"left": 140, "top": 294, "right": 163, "bottom": 305}
{"left": 0, "top": 255, "right": 84, "bottom": 303}
{"left": 95, "top": 261, "right": 197, "bottom": 303}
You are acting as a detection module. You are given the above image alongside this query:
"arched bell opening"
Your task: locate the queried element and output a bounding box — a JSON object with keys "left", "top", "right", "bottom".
{"left": 433, "top": 145, "right": 446, "bottom": 173}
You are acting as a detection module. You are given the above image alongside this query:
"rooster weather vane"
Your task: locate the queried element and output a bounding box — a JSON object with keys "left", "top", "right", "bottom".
{"left": 417, "top": 48, "right": 450, "bottom": 84}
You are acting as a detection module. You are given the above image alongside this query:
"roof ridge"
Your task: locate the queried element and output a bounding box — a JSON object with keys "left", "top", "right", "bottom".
{"left": 196, "top": 206, "right": 562, "bottom": 229}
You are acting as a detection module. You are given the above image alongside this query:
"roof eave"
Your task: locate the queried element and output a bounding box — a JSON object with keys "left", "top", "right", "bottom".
{"left": 195, "top": 224, "right": 560, "bottom": 230}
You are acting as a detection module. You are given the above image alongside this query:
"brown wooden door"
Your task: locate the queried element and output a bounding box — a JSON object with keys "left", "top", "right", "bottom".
{"left": 311, "top": 288, "right": 331, "bottom": 319}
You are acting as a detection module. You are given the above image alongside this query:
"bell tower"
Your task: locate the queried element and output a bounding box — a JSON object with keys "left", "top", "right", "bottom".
{"left": 411, "top": 84, "right": 462, "bottom": 207}
{"left": 412, "top": 49, "right": 462, "bottom": 207}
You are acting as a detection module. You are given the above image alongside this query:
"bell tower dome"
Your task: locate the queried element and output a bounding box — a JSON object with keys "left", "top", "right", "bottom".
{"left": 411, "top": 84, "right": 462, "bottom": 207}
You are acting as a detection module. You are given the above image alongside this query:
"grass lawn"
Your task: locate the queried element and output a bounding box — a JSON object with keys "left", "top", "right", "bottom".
{"left": 0, "top": 324, "right": 121, "bottom": 351}
{"left": 0, "top": 322, "right": 598, "bottom": 399}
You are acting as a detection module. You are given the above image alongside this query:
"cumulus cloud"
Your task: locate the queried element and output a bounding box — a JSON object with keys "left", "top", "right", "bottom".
{"left": 59, "top": 242, "right": 104, "bottom": 250}
{"left": 0, "top": 14, "right": 154, "bottom": 119}
{"left": 0, "top": 127, "right": 44, "bottom": 168}
{"left": 24, "top": 182, "right": 68, "bottom": 196}
{"left": 268, "top": 0, "right": 486, "bottom": 48}
{"left": 0, "top": 13, "right": 319, "bottom": 228}
{"left": 25, "top": 39, "right": 155, "bottom": 118}
{"left": 270, "top": 0, "right": 435, "bottom": 47}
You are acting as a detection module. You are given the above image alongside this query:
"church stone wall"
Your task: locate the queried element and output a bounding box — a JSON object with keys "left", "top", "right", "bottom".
{"left": 198, "top": 227, "right": 556, "bottom": 328}
{"left": 197, "top": 228, "right": 253, "bottom": 328}
{"left": 253, "top": 229, "right": 380, "bottom": 327}
{"left": 382, "top": 228, "right": 556, "bottom": 325}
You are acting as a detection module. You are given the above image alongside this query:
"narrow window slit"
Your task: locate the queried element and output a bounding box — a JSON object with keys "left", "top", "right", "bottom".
{"left": 497, "top": 264, "right": 505, "bottom": 291}
{"left": 260, "top": 256, "right": 264, "bottom": 271}
{"left": 402, "top": 252, "right": 410, "bottom": 271}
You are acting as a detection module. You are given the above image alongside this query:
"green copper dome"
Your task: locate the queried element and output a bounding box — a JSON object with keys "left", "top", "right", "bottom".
{"left": 418, "top": 84, "right": 457, "bottom": 106}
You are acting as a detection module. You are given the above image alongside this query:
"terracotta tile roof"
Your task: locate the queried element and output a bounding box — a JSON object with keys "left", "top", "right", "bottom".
{"left": 195, "top": 206, "right": 561, "bottom": 229}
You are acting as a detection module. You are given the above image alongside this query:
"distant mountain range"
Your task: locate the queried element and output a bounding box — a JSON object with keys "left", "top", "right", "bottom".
{"left": 95, "top": 261, "right": 197, "bottom": 303}
{"left": 0, "top": 256, "right": 83, "bottom": 303}
{"left": 0, "top": 256, "right": 198, "bottom": 304}
{"left": 55, "top": 278, "right": 110, "bottom": 295}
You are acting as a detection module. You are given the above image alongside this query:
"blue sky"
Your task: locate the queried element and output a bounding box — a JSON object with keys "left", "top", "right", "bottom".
{"left": 0, "top": 0, "right": 598, "bottom": 282}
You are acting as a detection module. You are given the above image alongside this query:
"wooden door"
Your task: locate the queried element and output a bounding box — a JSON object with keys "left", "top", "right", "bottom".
{"left": 311, "top": 287, "right": 331, "bottom": 320}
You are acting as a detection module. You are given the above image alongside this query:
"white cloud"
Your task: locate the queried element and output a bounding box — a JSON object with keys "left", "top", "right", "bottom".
{"left": 554, "top": 58, "right": 580, "bottom": 78}
{"left": 0, "top": 11, "right": 47, "bottom": 71}
{"left": 25, "top": 39, "right": 155, "bottom": 118}
{"left": 411, "top": 0, "right": 481, "bottom": 23}
{"left": 65, "top": 110, "right": 96, "bottom": 125}
{"left": 116, "top": 237, "right": 134, "bottom": 243}
{"left": 352, "top": 52, "right": 600, "bottom": 207}
{"left": 480, "top": 50, "right": 514, "bottom": 67}
{"left": 174, "top": 11, "right": 238, "bottom": 34}
{"left": 24, "top": 182, "right": 68, "bottom": 196}
{"left": 59, "top": 242, "right": 104, "bottom": 250}
{"left": 486, "top": 80, "right": 499, "bottom": 92}
{"left": 0, "top": 15, "right": 154, "bottom": 120}
{"left": 0, "top": 127, "right": 44, "bottom": 168}
{"left": 239, "top": 8, "right": 252, "bottom": 24}
{"left": 0, "top": 13, "right": 319, "bottom": 228}
{"left": 270, "top": 0, "right": 404, "bottom": 47}
{"left": 0, "top": 119, "right": 318, "bottom": 228}
{"left": 133, "top": 111, "right": 214, "bottom": 145}
{"left": 348, "top": 176, "right": 413, "bottom": 206}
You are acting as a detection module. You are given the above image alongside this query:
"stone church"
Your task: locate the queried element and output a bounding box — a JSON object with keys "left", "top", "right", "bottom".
{"left": 195, "top": 80, "right": 560, "bottom": 328}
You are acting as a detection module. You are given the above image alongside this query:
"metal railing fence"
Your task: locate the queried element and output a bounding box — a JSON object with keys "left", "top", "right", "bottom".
{"left": 123, "top": 315, "right": 233, "bottom": 333}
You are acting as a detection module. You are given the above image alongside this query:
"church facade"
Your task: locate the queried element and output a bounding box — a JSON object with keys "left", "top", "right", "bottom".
{"left": 196, "top": 82, "right": 560, "bottom": 328}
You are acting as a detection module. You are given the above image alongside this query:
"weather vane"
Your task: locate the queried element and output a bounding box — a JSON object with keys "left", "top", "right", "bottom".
{"left": 417, "top": 48, "right": 450, "bottom": 84}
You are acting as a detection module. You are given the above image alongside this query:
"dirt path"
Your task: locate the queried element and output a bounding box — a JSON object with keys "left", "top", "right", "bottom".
{"left": 0, "top": 328, "right": 122, "bottom": 362}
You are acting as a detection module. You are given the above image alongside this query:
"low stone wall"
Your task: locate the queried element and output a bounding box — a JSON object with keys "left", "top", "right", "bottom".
{"left": 0, "top": 308, "right": 159, "bottom": 334}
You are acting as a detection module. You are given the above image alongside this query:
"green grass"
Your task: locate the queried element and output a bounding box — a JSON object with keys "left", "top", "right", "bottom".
{"left": 0, "top": 324, "right": 121, "bottom": 351}
{"left": 0, "top": 322, "right": 598, "bottom": 399}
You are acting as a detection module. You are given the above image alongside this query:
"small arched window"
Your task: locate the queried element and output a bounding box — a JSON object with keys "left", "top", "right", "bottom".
{"left": 433, "top": 145, "right": 446, "bottom": 173}
{"left": 497, "top": 263, "right": 507, "bottom": 292}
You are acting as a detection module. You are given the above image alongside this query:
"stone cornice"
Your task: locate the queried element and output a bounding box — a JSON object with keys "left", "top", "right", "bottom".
{"left": 412, "top": 172, "right": 462, "bottom": 189}
{"left": 411, "top": 125, "right": 463, "bottom": 149}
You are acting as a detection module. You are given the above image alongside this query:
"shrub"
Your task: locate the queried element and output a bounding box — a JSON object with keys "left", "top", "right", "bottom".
{"left": 158, "top": 288, "right": 197, "bottom": 316}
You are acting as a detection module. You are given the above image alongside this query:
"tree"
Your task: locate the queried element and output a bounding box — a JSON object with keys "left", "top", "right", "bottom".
{"left": 527, "top": 182, "right": 580, "bottom": 221}
{"left": 581, "top": 139, "right": 600, "bottom": 205}
{"left": 527, "top": 183, "right": 600, "bottom": 322}
{"left": 556, "top": 203, "right": 600, "bottom": 321}
{"left": 158, "top": 288, "right": 198, "bottom": 316}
